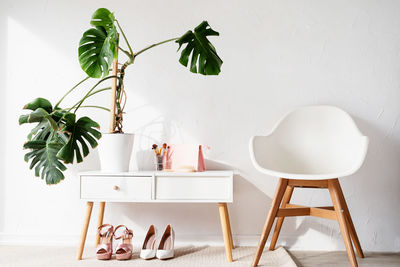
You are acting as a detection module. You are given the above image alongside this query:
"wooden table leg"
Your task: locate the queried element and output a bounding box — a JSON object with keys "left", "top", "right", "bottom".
{"left": 219, "top": 203, "right": 233, "bottom": 262}
{"left": 76, "top": 201, "right": 93, "bottom": 260}
{"left": 95, "top": 202, "right": 106, "bottom": 246}
{"left": 225, "top": 204, "right": 234, "bottom": 249}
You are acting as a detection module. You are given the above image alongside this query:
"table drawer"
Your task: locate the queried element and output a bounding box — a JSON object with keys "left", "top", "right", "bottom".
{"left": 80, "top": 176, "right": 152, "bottom": 201}
{"left": 155, "top": 176, "right": 232, "bottom": 201}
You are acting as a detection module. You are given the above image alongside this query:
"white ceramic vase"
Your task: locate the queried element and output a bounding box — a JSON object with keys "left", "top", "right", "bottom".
{"left": 98, "top": 133, "right": 134, "bottom": 172}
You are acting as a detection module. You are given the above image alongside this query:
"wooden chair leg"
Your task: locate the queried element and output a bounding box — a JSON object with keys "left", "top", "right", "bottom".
{"left": 328, "top": 179, "right": 358, "bottom": 267}
{"left": 95, "top": 202, "right": 106, "bottom": 247}
{"left": 252, "top": 178, "right": 288, "bottom": 267}
{"left": 335, "top": 181, "right": 364, "bottom": 258}
{"left": 76, "top": 201, "right": 93, "bottom": 260}
{"left": 219, "top": 203, "right": 233, "bottom": 262}
{"left": 269, "top": 185, "right": 294, "bottom": 250}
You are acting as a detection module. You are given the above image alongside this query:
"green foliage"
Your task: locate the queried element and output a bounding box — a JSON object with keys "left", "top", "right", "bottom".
{"left": 78, "top": 8, "right": 223, "bottom": 78}
{"left": 57, "top": 113, "right": 101, "bottom": 164}
{"left": 76, "top": 9, "right": 223, "bottom": 132}
{"left": 20, "top": 8, "right": 223, "bottom": 185}
{"left": 90, "top": 8, "right": 115, "bottom": 29}
{"left": 19, "top": 107, "right": 58, "bottom": 131}
{"left": 19, "top": 98, "right": 101, "bottom": 184}
{"left": 23, "top": 97, "right": 53, "bottom": 113}
{"left": 78, "top": 8, "right": 118, "bottom": 78}
{"left": 176, "top": 21, "right": 223, "bottom": 75}
{"left": 23, "top": 140, "right": 66, "bottom": 185}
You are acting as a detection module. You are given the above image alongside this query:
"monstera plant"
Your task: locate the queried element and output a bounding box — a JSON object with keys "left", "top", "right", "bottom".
{"left": 20, "top": 7, "right": 222, "bottom": 184}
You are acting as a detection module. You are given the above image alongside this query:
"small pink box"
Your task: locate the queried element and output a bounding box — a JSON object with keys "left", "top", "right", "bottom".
{"left": 164, "top": 144, "right": 206, "bottom": 172}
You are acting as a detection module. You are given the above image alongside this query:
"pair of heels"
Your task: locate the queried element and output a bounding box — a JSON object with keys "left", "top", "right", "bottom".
{"left": 96, "top": 224, "right": 175, "bottom": 261}
{"left": 96, "top": 224, "right": 133, "bottom": 260}
{"left": 141, "top": 224, "right": 175, "bottom": 260}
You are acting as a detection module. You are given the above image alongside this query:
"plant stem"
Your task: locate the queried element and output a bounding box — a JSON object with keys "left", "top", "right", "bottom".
{"left": 54, "top": 76, "right": 90, "bottom": 109}
{"left": 55, "top": 105, "right": 110, "bottom": 113}
{"left": 118, "top": 46, "right": 131, "bottom": 58}
{"left": 68, "top": 87, "right": 111, "bottom": 111}
{"left": 134, "top": 37, "right": 179, "bottom": 57}
{"left": 115, "top": 19, "right": 134, "bottom": 56}
{"left": 72, "top": 76, "right": 121, "bottom": 113}
{"left": 87, "top": 87, "right": 111, "bottom": 98}
{"left": 78, "top": 105, "right": 110, "bottom": 112}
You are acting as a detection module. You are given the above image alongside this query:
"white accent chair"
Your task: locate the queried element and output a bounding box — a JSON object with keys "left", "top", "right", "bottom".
{"left": 249, "top": 106, "right": 368, "bottom": 267}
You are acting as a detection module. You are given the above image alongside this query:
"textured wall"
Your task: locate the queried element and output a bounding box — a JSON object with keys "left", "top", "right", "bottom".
{"left": 1, "top": 0, "right": 399, "bottom": 251}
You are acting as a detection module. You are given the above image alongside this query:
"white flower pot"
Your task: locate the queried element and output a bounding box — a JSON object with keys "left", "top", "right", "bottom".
{"left": 98, "top": 133, "right": 134, "bottom": 172}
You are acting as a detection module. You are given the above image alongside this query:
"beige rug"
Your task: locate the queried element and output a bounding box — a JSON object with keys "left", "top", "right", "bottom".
{"left": 0, "top": 246, "right": 297, "bottom": 267}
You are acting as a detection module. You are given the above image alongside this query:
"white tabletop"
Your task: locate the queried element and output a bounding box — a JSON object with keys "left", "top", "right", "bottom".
{"left": 79, "top": 170, "right": 234, "bottom": 177}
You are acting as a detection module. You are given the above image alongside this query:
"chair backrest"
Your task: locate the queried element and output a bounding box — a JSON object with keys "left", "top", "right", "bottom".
{"left": 251, "top": 106, "right": 368, "bottom": 178}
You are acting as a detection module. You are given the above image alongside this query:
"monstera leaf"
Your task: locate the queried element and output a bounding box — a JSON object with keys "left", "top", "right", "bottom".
{"left": 19, "top": 99, "right": 71, "bottom": 143}
{"left": 176, "top": 21, "right": 223, "bottom": 75}
{"left": 57, "top": 113, "right": 101, "bottom": 164}
{"left": 78, "top": 8, "right": 118, "bottom": 78}
{"left": 90, "top": 8, "right": 115, "bottom": 30}
{"left": 19, "top": 98, "right": 59, "bottom": 141}
{"left": 23, "top": 140, "right": 67, "bottom": 185}
{"left": 20, "top": 98, "right": 102, "bottom": 184}
{"left": 23, "top": 97, "right": 53, "bottom": 113}
{"left": 19, "top": 108, "right": 58, "bottom": 131}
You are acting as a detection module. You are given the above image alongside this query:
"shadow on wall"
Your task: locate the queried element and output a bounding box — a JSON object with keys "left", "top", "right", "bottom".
{"left": 74, "top": 117, "right": 399, "bottom": 249}
{"left": 349, "top": 116, "right": 400, "bottom": 249}
{"left": 97, "top": 159, "right": 274, "bottom": 241}
{"left": 235, "top": 113, "right": 400, "bottom": 250}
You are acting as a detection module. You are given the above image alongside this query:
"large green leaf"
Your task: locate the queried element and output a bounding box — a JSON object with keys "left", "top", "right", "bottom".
{"left": 19, "top": 98, "right": 57, "bottom": 132}
{"left": 19, "top": 108, "right": 58, "bottom": 131}
{"left": 23, "top": 140, "right": 67, "bottom": 185}
{"left": 57, "top": 113, "right": 102, "bottom": 164}
{"left": 90, "top": 8, "right": 115, "bottom": 29}
{"left": 78, "top": 8, "right": 118, "bottom": 78}
{"left": 19, "top": 100, "right": 68, "bottom": 142}
{"left": 19, "top": 98, "right": 102, "bottom": 184}
{"left": 26, "top": 120, "right": 50, "bottom": 141}
{"left": 176, "top": 21, "right": 223, "bottom": 75}
{"left": 23, "top": 98, "right": 53, "bottom": 113}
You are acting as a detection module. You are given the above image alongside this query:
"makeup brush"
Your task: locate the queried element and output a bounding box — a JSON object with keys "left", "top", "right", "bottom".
{"left": 152, "top": 144, "right": 158, "bottom": 155}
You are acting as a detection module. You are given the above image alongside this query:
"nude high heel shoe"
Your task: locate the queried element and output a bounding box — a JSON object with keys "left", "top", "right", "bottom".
{"left": 156, "top": 224, "right": 175, "bottom": 260}
{"left": 114, "top": 225, "right": 133, "bottom": 260}
{"left": 96, "top": 224, "right": 114, "bottom": 260}
{"left": 140, "top": 225, "right": 157, "bottom": 260}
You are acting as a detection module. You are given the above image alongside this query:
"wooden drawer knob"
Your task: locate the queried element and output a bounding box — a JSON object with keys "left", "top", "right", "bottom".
{"left": 113, "top": 185, "right": 119, "bottom": 191}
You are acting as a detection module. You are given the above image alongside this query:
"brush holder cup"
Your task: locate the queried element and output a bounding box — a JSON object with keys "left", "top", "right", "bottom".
{"left": 154, "top": 154, "right": 164, "bottom": 171}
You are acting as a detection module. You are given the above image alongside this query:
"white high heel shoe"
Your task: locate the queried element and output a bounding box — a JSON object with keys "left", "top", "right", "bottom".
{"left": 156, "top": 224, "right": 175, "bottom": 260}
{"left": 140, "top": 225, "right": 157, "bottom": 260}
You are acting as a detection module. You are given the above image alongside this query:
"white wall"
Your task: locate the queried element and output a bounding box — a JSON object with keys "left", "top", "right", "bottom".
{"left": 1, "top": 0, "right": 399, "bottom": 252}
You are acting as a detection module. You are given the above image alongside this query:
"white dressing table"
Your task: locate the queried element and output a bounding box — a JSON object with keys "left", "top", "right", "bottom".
{"left": 76, "top": 170, "right": 234, "bottom": 262}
